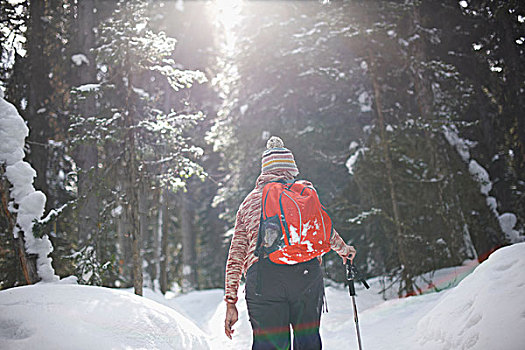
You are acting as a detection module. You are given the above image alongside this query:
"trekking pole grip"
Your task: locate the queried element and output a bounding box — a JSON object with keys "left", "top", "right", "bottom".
{"left": 346, "top": 260, "right": 356, "bottom": 296}
{"left": 349, "top": 279, "right": 356, "bottom": 296}
{"left": 346, "top": 261, "right": 370, "bottom": 293}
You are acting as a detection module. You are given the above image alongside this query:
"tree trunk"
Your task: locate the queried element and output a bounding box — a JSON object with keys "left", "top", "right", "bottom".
{"left": 1, "top": 168, "right": 38, "bottom": 284}
{"left": 368, "top": 50, "right": 414, "bottom": 296}
{"left": 498, "top": 4, "right": 525, "bottom": 176}
{"left": 26, "top": 0, "right": 51, "bottom": 212}
{"left": 180, "top": 191, "right": 197, "bottom": 292}
{"left": 139, "top": 181, "right": 151, "bottom": 288}
{"left": 116, "top": 185, "right": 133, "bottom": 286}
{"left": 151, "top": 189, "right": 163, "bottom": 291}
{"left": 124, "top": 68, "right": 143, "bottom": 296}
{"left": 73, "top": 0, "right": 99, "bottom": 244}
{"left": 160, "top": 189, "right": 169, "bottom": 294}
{"left": 129, "top": 142, "right": 142, "bottom": 296}
{"left": 15, "top": 236, "right": 38, "bottom": 284}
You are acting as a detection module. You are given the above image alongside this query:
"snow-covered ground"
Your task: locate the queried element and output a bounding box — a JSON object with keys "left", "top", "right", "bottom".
{"left": 0, "top": 279, "right": 210, "bottom": 350}
{"left": 1, "top": 243, "right": 524, "bottom": 349}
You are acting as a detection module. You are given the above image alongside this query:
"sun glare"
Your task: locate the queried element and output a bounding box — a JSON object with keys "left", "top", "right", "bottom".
{"left": 209, "top": 0, "right": 243, "bottom": 55}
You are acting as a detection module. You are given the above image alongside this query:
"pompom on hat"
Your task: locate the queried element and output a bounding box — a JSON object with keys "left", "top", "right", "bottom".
{"left": 261, "top": 136, "right": 299, "bottom": 176}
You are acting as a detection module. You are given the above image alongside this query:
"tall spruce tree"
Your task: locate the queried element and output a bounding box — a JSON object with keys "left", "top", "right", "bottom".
{"left": 69, "top": 0, "right": 206, "bottom": 295}
{"left": 345, "top": 0, "right": 507, "bottom": 294}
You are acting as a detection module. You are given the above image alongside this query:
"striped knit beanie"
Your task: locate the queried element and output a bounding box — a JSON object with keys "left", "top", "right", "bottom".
{"left": 261, "top": 136, "right": 299, "bottom": 176}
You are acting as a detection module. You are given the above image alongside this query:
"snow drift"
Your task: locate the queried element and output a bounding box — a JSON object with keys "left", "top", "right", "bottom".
{"left": 415, "top": 242, "right": 525, "bottom": 350}
{"left": 0, "top": 243, "right": 523, "bottom": 349}
{"left": 0, "top": 283, "right": 210, "bottom": 350}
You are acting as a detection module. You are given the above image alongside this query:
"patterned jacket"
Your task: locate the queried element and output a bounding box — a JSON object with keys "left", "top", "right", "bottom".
{"left": 224, "top": 170, "right": 354, "bottom": 303}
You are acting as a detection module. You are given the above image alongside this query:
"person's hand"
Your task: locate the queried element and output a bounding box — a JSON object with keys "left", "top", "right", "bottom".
{"left": 224, "top": 303, "right": 238, "bottom": 339}
{"left": 342, "top": 245, "right": 356, "bottom": 265}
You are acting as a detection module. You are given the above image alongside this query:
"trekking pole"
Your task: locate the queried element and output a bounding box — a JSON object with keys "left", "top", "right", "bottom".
{"left": 346, "top": 261, "right": 370, "bottom": 350}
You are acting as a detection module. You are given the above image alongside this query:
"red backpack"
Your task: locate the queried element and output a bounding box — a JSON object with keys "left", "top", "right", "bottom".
{"left": 255, "top": 180, "right": 333, "bottom": 264}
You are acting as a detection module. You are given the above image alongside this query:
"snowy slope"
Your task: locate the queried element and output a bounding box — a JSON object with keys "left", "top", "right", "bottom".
{"left": 185, "top": 243, "right": 525, "bottom": 350}
{"left": 1, "top": 243, "right": 523, "bottom": 349}
{"left": 415, "top": 242, "right": 525, "bottom": 350}
{"left": 0, "top": 283, "right": 210, "bottom": 350}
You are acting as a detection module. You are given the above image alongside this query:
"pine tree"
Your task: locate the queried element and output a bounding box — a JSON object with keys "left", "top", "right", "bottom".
{"left": 345, "top": 0, "right": 507, "bottom": 294}
{"left": 69, "top": 0, "right": 206, "bottom": 295}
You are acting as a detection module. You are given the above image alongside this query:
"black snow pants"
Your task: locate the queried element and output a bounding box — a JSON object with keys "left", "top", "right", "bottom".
{"left": 245, "top": 258, "right": 324, "bottom": 350}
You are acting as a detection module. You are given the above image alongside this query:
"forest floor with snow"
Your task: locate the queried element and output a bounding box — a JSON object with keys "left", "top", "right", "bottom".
{"left": 1, "top": 242, "right": 525, "bottom": 350}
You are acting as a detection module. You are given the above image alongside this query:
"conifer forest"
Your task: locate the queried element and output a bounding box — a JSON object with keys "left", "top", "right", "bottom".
{"left": 1, "top": 0, "right": 524, "bottom": 300}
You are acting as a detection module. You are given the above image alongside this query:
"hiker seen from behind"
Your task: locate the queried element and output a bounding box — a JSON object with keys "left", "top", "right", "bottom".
{"left": 224, "top": 136, "right": 357, "bottom": 349}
